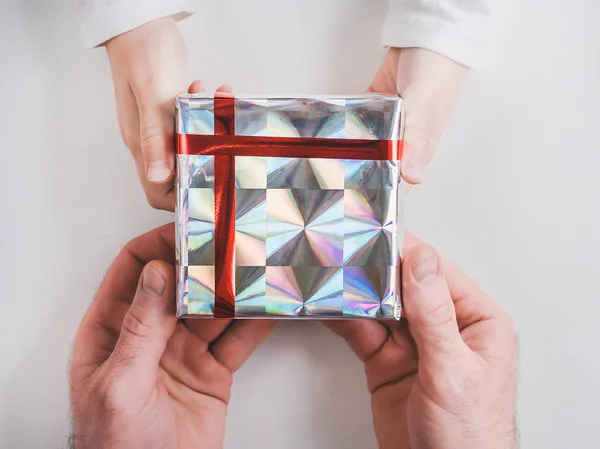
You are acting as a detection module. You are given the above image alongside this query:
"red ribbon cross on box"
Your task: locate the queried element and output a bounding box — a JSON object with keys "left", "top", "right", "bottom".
{"left": 178, "top": 94, "right": 403, "bottom": 318}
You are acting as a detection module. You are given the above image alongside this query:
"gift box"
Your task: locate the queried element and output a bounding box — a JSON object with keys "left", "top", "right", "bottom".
{"left": 175, "top": 94, "right": 404, "bottom": 319}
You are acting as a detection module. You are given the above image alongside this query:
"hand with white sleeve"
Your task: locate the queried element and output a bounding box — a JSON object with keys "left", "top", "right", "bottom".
{"left": 79, "top": 1, "right": 196, "bottom": 211}
{"left": 374, "top": 0, "right": 491, "bottom": 185}
{"left": 104, "top": 17, "right": 188, "bottom": 210}
{"left": 369, "top": 48, "right": 468, "bottom": 185}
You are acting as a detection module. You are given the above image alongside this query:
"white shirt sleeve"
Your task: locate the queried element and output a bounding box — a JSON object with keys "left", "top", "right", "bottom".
{"left": 78, "top": 0, "right": 195, "bottom": 48}
{"left": 382, "top": 0, "right": 491, "bottom": 69}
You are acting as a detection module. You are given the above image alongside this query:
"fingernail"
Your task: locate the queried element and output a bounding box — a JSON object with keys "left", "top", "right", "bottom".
{"left": 147, "top": 162, "right": 171, "bottom": 182}
{"left": 412, "top": 252, "right": 439, "bottom": 284}
{"left": 142, "top": 266, "right": 165, "bottom": 297}
{"left": 403, "top": 161, "right": 424, "bottom": 183}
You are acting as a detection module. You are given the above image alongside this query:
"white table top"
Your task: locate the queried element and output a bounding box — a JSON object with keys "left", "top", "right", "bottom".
{"left": 1, "top": 1, "right": 599, "bottom": 448}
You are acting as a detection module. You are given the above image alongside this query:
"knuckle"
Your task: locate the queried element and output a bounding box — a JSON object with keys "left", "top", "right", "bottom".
{"left": 140, "top": 126, "right": 167, "bottom": 152}
{"left": 121, "top": 233, "right": 145, "bottom": 259}
{"left": 121, "top": 304, "right": 153, "bottom": 340}
{"left": 418, "top": 300, "right": 456, "bottom": 330}
{"left": 117, "top": 242, "right": 133, "bottom": 260}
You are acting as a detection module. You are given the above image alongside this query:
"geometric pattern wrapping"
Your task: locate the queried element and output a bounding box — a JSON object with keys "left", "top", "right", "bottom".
{"left": 176, "top": 95, "right": 403, "bottom": 319}
{"left": 178, "top": 155, "right": 400, "bottom": 319}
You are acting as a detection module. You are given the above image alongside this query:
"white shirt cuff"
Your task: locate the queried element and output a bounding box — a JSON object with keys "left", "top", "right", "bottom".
{"left": 79, "top": 0, "right": 195, "bottom": 48}
{"left": 382, "top": 7, "right": 488, "bottom": 70}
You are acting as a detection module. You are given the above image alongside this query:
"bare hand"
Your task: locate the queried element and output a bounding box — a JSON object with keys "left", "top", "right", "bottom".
{"left": 369, "top": 48, "right": 468, "bottom": 185}
{"left": 106, "top": 17, "right": 188, "bottom": 210}
{"left": 327, "top": 236, "right": 518, "bottom": 449}
{"left": 70, "top": 223, "right": 275, "bottom": 448}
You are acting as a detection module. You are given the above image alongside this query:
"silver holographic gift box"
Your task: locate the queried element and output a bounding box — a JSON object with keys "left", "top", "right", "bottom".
{"left": 175, "top": 94, "right": 404, "bottom": 319}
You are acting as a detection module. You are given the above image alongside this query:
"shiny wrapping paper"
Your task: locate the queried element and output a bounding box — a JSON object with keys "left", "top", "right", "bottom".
{"left": 175, "top": 94, "right": 404, "bottom": 319}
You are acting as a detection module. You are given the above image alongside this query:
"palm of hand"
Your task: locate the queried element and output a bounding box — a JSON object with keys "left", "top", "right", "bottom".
{"left": 328, "top": 233, "right": 517, "bottom": 449}
{"left": 364, "top": 317, "right": 490, "bottom": 449}
{"left": 127, "top": 321, "right": 237, "bottom": 448}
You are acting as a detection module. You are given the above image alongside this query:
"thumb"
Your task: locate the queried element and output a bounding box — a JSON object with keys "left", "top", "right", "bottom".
{"left": 402, "top": 245, "right": 470, "bottom": 367}
{"left": 138, "top": 94, "right": 177, "bottom": 184}
{"left": 395, "top": 49, "right": 468, "bottom": 184}
{"left": 110, "top": 261, "right": 177, "bottom": 378}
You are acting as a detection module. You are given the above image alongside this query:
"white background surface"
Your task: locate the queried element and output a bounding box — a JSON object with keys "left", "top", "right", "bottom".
{"left": 1, "top": 0, "right": 599, "bottom": 448}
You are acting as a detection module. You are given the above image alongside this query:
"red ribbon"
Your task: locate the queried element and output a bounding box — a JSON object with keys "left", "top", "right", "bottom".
{"left": 180, "top": 95, "right": 402, "bottom": 318}
{"left": 179, "top": 135, "right": 401, "bottom": 161}
{"left": 212, "top": 95, "right": 237, "bottom": 318}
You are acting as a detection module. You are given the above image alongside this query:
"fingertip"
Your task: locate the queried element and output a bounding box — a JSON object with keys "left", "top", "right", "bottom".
{"left": 324, "top": 320, "right": 389, "bottom": 363}
{"left": 247, "top": 319, "right": 277, "bottom": 342}
{"left": 188, "top": 80, "right": 206, "bottom": 94}
{"left": 211, "top": 320, "right": 277, "bottom": 372}
{"left": 401, "top": 160, "right": 424, "bottom": 184}
{"left": 216, "top": 84, "right": 233, "bottom": 93}
{"left": 261, "top": 320, "right": 278, "bottom": 339}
